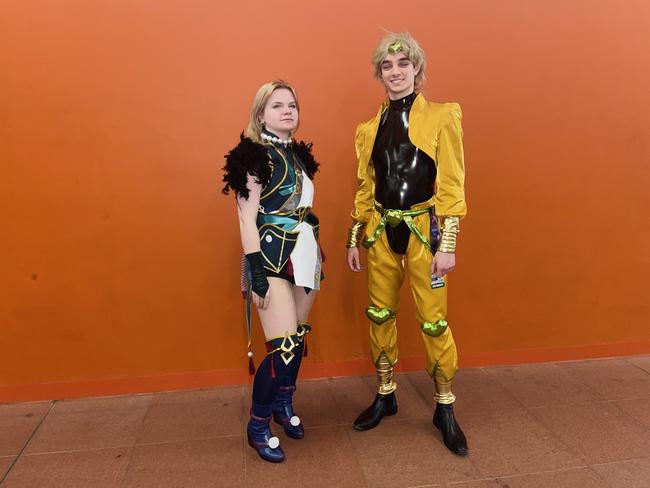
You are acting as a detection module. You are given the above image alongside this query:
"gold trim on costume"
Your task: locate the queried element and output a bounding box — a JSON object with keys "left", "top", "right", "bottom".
{"left": 346, "top": 220, "right": 365, "bottom": 248}
{"left": 438, "top": 216, "right": 460, "bottom": 253}
{"left": 260, "top": 142, "right": 296, "bottom": 200}
{"left": 376, "top": 353, "right": 397, "bottom": 395}
{"left": 433, "top": 366, "right": 456, "bottom": 404}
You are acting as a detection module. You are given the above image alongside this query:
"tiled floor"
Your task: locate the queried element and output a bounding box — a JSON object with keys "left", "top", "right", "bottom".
{"left": 2, "top": 355, "right": 650, "bottom": 487}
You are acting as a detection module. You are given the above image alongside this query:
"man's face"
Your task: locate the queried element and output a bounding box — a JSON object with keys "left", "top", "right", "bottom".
{"left": 380, "top": 53, "right": 418, "bottom": 100}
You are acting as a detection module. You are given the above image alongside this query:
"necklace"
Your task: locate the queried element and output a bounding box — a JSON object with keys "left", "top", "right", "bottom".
{"left": 261, "top": 132, "right": 292, "bottom": 146}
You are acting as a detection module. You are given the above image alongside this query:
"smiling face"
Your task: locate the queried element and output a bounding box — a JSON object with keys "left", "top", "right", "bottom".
{"left": 380, "top": 53, "right": 418, "bottom": 100}
{"left": 260, "top": 88, "right": 298, "bottom": 140}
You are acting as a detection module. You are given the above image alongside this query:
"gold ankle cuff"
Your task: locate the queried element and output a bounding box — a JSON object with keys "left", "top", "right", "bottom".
{"left": 433, "top": 368, "right": 455, "bottom": 404}
{"left": 376, "top": 354, "right": 397, "bottom": 395}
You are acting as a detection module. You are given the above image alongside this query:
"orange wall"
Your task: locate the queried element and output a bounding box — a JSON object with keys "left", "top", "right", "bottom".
{"left": 2, "top": 0, "right": 649, "bottom": 401}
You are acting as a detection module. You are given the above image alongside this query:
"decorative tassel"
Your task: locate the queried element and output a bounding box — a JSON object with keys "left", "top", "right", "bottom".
{"left": 303, "top": 339, "right": 309, "bottom": 357}
{"left": 247, "top": 351, "right": 255, "bottom": 375}
{"left": 270, "top": 353, "right": 276, "bottom": 378}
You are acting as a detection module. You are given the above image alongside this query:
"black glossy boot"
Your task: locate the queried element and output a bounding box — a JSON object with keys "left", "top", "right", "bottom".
{"left": 353, "top": 392, "right": 398, "bottom": 431}
{"left": 432, "top": 402, "right": 468, "bottom": 456}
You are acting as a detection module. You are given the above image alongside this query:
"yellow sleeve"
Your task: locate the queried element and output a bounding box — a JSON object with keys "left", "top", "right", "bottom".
{"left": 434, "top": 102, "right": 467, "bottom": 218}
{"left": 350, "top": 123, "right": 375, "bottom": 224}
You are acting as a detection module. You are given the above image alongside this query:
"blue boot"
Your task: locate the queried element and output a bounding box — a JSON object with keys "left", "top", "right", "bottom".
{"left": 272, "top": 333, "right": 306, "bottom": 439}
{"left": 247, "top": 402, "right": 285, "bottom": 463}
{"left": 273, "top": 385, "right": 304, "bottom": 439}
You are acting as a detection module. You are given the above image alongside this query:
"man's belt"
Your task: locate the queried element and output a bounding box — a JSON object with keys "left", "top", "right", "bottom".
{"left": 363, "top": 204, "right": 431, "bottom": 251}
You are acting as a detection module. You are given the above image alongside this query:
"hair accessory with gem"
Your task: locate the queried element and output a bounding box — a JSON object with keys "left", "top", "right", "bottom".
{"left": 387, "top": 41, "right": 402, "bottom": 54}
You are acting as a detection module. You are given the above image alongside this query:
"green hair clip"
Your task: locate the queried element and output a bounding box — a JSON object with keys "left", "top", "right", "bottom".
{"left": 387, "top": 41, "right": 402, "bottom": 54}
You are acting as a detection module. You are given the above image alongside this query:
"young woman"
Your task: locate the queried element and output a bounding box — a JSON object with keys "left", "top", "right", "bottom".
{"left": 222, "top": 80, "right": 321, "bottom": 463}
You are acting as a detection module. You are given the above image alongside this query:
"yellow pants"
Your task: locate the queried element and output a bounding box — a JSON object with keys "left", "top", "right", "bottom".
{"left": 365, "top": 199, "right": 459, "bottom": 381}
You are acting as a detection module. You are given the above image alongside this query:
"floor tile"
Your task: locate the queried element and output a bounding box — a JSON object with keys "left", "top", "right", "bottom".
{"left": 291, "top": 377, "right": 355, "bottom": 427}
{"left": 385, "top": 372, "right": 433, "bottom": 420}
{"left": 557, "top": 358, "right": 650, "bottom": 400}
{"left": 591, "top": 457, "right": 650, "bottom": 488}
{"left": 123, "top": 437, "right": 243, "bottom": 488}
{"left": 245, "top": 426, "right": 368, "bottom": 488}
{"left": 53, "top": 394, "right": 152, "bottom": 414}
{"left": 319, "top": 375, "right": 379, "bottom": 426}
{"left": 461, "top": 408, "right": 582, "bottom": 478}
{"left": 348, "top": 418, "right": 482, "bottom": 486}
{"left": 0, "top": 402, "right": 52, "bottom": 418}
{"left": 0, "top": 456, "right": 16, "bottom": 480}
{"left": 530, "top": 402, "right": 650, "bottom": 464}
{"left": 1, "top": 447, "right": 130, "bottom": 488}
{"left": 137, "top": 386, "right": 243, "bottom": 443}
{"left": 615, "top": 397, "right": 650, "bottom": 428}
{"left": 409, "top": 369, "right": 524, "bottom": 418}
{"left": 149, "top": 386, "right": 240, "bottom": 405}
{"left": 26, "top": 403, "right": 148, "bottom": 453}
{"left": 627, "top": 355, "right": 650, "bottom": 374}
{"left": 0, "top": 413, "right": 45, "bottom": 456}
{"left": 484, "top": 363, "right": 604, "bottom": 407}
{"left": 448, "top": 467, "right": 608, "bottom": 487}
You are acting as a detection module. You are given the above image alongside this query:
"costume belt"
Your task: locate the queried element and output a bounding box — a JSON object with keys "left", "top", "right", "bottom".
{"left": 257, "top": 206, "right": 311, "bottom": 230}
{"left": 363, "top": 203, "right": 431, "bottom": 252}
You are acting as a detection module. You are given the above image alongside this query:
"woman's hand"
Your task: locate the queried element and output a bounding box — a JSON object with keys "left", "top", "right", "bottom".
{"left": 347, "top": 247, "right": 365, "bottom": 272}
{"left": 252, "top": 289, "right": 270, "bottom": 309}
{"left": 431, "top": 251, "right": 455, "bottom": 277}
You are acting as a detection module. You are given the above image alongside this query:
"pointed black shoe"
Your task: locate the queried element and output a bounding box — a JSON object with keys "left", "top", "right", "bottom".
{"left": 353, "top": 393, "right": 398, "bottom": 431}
{"left": 432, "top": 403, "right": 468, "bottom": 456}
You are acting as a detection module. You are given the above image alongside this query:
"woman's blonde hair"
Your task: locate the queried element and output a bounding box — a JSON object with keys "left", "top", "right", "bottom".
{"left": 245, "top": 80, "right": 300, "bottom": 143}
{"left": 372, "top": 32, "right": 426, "bottom": 89}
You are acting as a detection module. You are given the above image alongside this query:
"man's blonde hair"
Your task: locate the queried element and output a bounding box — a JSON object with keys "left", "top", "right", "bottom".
{"left": 372, "top": 32, "right": 426, "bottom": 89}
{"left": 245, "top": 80, "right": 300, "bottom": 143}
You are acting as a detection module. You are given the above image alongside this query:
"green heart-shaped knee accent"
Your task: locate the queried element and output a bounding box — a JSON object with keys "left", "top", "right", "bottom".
{"left": 421, "top": 320, "right": 448, "bottom": 337}
{"left": 365, "top": 306, "right": 396, "bottom": 325}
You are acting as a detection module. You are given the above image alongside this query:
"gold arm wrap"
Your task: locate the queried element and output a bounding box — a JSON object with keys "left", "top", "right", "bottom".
{"left": 437, "top": 216, "right": 460, "bottom": 253}
{"left": 346, "top": 220, "right": 366, "bottom": 248}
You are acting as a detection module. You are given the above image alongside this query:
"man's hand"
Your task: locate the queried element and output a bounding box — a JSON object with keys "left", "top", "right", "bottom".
{"left": 431, "top": 251, "right": 455, "bottom": 277}
{"left": 347, "top": 247, "right": 365, "bottom": 272}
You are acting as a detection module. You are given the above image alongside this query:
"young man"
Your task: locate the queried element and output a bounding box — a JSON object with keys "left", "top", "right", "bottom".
{"left": 346, "top": 32, "right": 468, "bottom": 455}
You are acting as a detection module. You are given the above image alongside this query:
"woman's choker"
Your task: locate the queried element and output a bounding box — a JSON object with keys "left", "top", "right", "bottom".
{"left": 261, "top": 131, "right": 292, "bottom": 146}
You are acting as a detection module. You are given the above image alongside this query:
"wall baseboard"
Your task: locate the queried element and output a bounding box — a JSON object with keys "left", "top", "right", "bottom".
{"left": 2, "top": 341, "right": 649, "bottom": 403}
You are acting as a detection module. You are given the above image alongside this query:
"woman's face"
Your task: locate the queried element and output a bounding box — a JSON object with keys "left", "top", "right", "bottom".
{"left": 380, "top": 53, "right": 418, "bottom": 100}
{"left": 261, "top": 88, "right": 298, "bottom": 138}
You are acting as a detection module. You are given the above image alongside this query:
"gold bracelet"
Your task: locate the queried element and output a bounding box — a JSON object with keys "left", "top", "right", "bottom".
{"left": 346, "top": 220, "right": 365, "bottom": 248}
{"left": 438, "top": 216, "right": 460, "bottom": 253}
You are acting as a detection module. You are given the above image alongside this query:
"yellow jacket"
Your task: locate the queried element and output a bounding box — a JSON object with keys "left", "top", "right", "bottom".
{"left": 351, "top": 93, "right": 467, "bottom": 223}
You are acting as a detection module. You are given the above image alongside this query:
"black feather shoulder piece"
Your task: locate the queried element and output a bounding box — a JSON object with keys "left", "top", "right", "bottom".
{"left": 293, "top": 141, "right": 320, "bottom": 179}
{"left": 221, "top": 134, "right": 272, "bottom": 199}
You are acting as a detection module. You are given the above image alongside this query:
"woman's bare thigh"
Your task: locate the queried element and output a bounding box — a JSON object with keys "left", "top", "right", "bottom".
{"left": 293, "top": 286, "right": 317, "bottom": 323}
{"left": 256, "top": 277, "right": 298, "bottom": 340}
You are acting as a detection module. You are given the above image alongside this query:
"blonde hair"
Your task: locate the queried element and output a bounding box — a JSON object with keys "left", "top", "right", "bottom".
{"left": 372, "top": 32, "right": 426, "bottom": 89}
{"left": 245, "top": 80, "right": 300, "bottom": 143}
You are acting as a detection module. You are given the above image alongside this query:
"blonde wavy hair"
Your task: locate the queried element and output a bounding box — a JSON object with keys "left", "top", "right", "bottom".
{"left": 245, "top": 80, "right": 300, "bottom": 143}
{"left": 372, "top": 32, "right": 426, "bottom": 89}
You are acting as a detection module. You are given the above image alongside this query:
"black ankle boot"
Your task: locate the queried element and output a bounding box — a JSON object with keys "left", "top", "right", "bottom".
{"left": 432, "top": 403, "right": 468, "bottom": 456}
{"left": 353, "top": 393, "right": 398, "bottom": 431}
